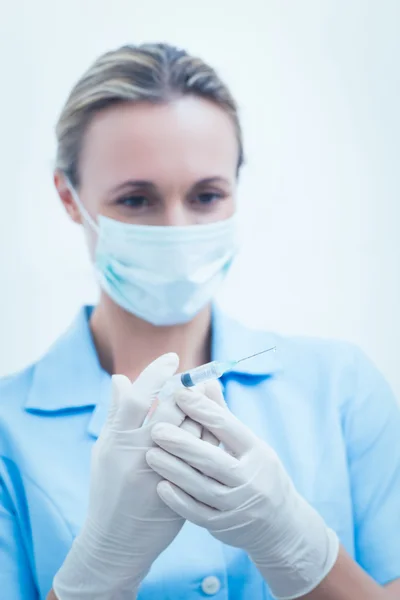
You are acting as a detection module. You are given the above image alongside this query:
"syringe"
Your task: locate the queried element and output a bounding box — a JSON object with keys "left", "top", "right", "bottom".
{"left": 159, "top": 347, "right": 276, "bottom": 399}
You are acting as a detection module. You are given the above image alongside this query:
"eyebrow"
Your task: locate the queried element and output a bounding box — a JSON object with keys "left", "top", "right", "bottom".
{"left": 110, "top": 176, "right": 231, "bottom": 194}
{"left": 110, "top": 180, "right": 156, "bottom": 194}
{"left": 194, "top": 177, "right": 231, "bottom": 187}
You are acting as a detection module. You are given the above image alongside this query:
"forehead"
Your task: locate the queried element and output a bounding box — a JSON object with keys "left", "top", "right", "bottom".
{"left": 79, "top": 96, "right": 238, "bottom": 187}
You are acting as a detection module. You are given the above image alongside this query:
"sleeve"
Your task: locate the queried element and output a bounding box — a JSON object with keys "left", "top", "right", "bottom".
{"left": 0, "top": 472, "right": 39, "bottom": 599}
{"left": 341, "top": 347, "right": 400, "bottom": 586}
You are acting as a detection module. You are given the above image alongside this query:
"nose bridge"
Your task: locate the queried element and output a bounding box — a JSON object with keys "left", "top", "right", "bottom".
{"left": 163, "top": 193, "right": 193, "bottom": 226}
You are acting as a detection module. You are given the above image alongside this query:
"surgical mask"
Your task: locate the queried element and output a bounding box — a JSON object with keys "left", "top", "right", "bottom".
{"left": 68, "top": 185, "right": 238, "bottom": 326}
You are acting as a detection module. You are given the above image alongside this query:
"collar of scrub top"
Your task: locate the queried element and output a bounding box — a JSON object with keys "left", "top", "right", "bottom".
{"left": 24, "top": 305, "right": 282, "bottom": 438}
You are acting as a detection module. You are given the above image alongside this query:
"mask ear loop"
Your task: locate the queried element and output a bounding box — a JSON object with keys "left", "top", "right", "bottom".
{"left": 65, "top": 179, "right": 100, "bottom": 235}
{"left": 65, "top": 178, "right": 139, "bottom": 314}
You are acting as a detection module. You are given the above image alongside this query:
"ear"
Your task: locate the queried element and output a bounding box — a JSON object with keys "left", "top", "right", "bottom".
{"left": 53, "top": 170, "right": 82, "bottom": 225}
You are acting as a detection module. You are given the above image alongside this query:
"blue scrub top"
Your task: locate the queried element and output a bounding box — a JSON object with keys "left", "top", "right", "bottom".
{"left": 1, "top": 306, "right": 400, "bottom": 599}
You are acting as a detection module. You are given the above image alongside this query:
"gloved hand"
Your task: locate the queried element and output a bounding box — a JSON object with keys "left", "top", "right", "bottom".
{"left": 147, "top": 384, "right": 340, "bottom": 600}
{"left": 53, "top": 353, "right": 213, "bottom": 600}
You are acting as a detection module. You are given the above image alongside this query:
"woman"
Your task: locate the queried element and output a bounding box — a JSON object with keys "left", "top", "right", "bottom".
{"left": 0, "top": 43, "right": 399, "bottom": 600}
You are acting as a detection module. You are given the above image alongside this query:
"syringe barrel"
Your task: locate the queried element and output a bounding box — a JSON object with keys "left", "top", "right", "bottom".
{"left": 158, "top": 361, "right": 224, "bottom": 402}
{"left": 180, "top": 361, "right": 220, "bottom": 387}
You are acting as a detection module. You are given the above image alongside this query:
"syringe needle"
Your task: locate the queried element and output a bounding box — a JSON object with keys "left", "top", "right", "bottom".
{"left": 236, "top": 346, "right": 276, "bottom": 364}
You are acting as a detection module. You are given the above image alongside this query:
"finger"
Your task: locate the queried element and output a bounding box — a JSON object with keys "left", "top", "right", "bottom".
{"left": 151, "top": 422, "right": 241, "bottom": 486}
{"left": 157, "top": 481, "right": 218, "bottom": 526}
{"left": 147, "top": 408, "right": 203, "bottom": 438}
{"left": 201, "top": 428, "right": 220, "bottom": 446}
{"left": 174, "top": 388, "right": 255, "bottom": 456}
{"left": 106, "top": 375, "right": 128, "bottom": 428}
{"left": 150, "top": 382, "right": 214, "bottom": 439}
{"left": 146, "top": 373, "right": 205, "bottom": 429}
{"left": 114, "top": 353, "right": 179, "bottom": 430}
{"left": 180, "top": 383, "right": 216, "bottom": 440}
{"left": 147, "top": 396, "right": 186, "bottom": 427}
{"left": 147, "top": 397, "right": 159, "bottom": 419}
{"left": 146, "top": 448, "right": 229, "bottom": 510}
{"left": 203, "top": 380, "right": 226, "bottom": 406}
{"left": 180, "top": 417, "right": 202, "bottom": 438}
{"left": 201, "top": 380, "right": 225, "bottom": 445}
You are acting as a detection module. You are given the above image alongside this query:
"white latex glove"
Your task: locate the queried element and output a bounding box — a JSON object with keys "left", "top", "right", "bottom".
{"left": 53, "top": 353, "right": 216, "bottom": 600}
{"left": 146, "top": 384, "right": 340, "bottom": 600}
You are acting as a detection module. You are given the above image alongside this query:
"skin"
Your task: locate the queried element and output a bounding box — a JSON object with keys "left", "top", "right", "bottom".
{"left": 49, "top": 96, "right": 400, "bottom": 599}
{"left": 303, "top": 549, "right": 400, "bottom": 599}
{"left": 55, "top": 97, "right": 238, "bottom": 380}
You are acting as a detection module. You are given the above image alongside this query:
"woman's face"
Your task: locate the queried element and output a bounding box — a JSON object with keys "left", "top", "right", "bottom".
{"left": 56, "top": 96, "right": 239, "bottom": 227}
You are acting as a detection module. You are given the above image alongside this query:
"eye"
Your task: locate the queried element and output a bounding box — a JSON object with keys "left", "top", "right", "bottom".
{"left": 117, "top": 195, "right": 150, "bottom": 208}
{"left": 194, "top": 192, "right": 225, "bottom": 206}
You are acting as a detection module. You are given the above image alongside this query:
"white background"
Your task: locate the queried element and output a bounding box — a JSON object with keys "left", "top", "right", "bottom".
{"left": 0, "top": 1, "right": 399, "bottom": 397}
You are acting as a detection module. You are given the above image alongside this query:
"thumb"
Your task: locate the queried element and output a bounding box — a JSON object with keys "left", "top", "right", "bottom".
{"left": 105, "top": 374, "right": 131, "bottom": 427}
{"left": 114, "top": 352, "right": 179, "bottom": 430}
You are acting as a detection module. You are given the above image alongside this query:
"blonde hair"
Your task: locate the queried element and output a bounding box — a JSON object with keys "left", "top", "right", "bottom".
{"left": 55, "top": 43, "right": 244, "bottom": 187}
